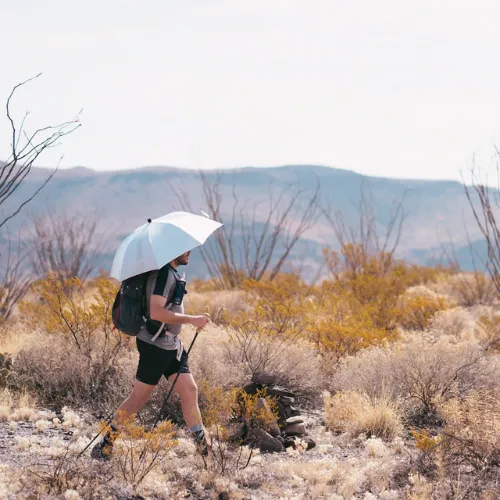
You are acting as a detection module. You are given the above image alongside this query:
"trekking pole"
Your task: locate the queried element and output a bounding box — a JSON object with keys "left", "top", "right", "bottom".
{"left": 152, "top": 328, "right": 201, "bottom": 429}
{"left": 77, "top": 414, "right": 114, "bottom": 459}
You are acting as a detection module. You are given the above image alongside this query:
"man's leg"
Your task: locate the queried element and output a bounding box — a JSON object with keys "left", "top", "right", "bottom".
{"left": 169, "top": 372, "right": 208, "bottom": 455}
{"left": 91, "top": 380, "right": 156, "bottom": 460}
{"left": 116, "top": 380, "right": 156, "bottom": 418}
{"left": 168, "top": 373, "right": 202, "bottom": 428}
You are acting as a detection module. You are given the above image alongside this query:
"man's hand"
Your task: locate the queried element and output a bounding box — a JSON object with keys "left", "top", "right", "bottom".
{"left": 190, "top": 314, "right": 210, "bottom": 330}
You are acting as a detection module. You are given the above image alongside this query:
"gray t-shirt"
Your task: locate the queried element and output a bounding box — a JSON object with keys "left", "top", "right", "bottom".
{"left": 136, "top": 268, "right": 184, "bottom": 350}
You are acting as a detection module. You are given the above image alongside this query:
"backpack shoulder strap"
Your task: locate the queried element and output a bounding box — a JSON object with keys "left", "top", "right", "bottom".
{"left": 153, "top": 265, "right": 170, "bottom": 296}
{"left": 152, "top": 264, "right": 180, "bottom": 304}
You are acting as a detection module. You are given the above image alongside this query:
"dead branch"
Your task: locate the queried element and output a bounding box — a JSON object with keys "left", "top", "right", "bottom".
{"left": 30, "top": 210, "right": 106, "bottom": 281}
{"left": 0, "top": 227, "right": 34, "bottom": 321}
{"left": 321, "top": 182, "right": 407, "bottom": 276}
{"left": 173, "top": 171, "right": 320, "bottom": 287}
{"left": 463, "top": 153, "right": 500, "bottom": 294}
{"left": 0, "top": 74, "right": 81, "bottom": 227}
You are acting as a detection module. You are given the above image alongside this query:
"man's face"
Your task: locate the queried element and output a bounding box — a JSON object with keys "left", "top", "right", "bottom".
{"left": 176, "top": 251, "right": 190, "bottom": 266}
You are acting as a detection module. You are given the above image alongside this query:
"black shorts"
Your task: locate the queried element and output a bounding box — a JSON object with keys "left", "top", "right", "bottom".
{"left": 135, "top": 338, "right": 190, "bottom": 386}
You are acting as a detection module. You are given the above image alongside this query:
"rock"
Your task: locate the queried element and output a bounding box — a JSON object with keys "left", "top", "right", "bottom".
{"left": 242, "top": 383, "right": 259, "bottom": 395}
{"left": 284, "top": 422, "right": 306, "bottom": 436}
{"left": 267, "top": 386, "right": 296, "bottom": 398}
{"left": 256, "top": 398, "right": 280, "bottom": 437}
{"left": 226, "top": 422, "right": 246, "bottom": 442}
{"left": 251, "top": 428, "right": 284, "bottom": 453}
{"left": 304, "top": 437, "right": 316, "bottom": 450}
{"left": 252, "top": 372, "right": 278, "bottom": 385}
{"left": 268, "top": 425, "right": 281, "bottom": 437}
{"left": 277, "top": 402, "right": 287, "bottom": 423}
{"left": 279, "top": 396, "right": 295, "bottom": 406}
{"left": 285, "top": 405, "right": 301, "bottom": 418}
{"left": 276, "top": 435, "right": 285, "bottom": 444}
{"left": 285, "top": 416, "right": 304, "bottom": 424}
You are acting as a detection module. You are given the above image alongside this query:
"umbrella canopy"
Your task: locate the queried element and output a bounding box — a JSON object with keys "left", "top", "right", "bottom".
{"left": 110, "top": 211, "right": 223, "bottom": 282}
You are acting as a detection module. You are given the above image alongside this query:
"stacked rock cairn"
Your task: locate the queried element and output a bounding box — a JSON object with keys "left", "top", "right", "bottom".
{"left": 235, "top": 372, "right": 316, "bottom": 453}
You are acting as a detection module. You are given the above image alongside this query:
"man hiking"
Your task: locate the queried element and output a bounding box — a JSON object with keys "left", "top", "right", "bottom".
{"left": 91, "top": 250, "right": 210, "bottom": 459}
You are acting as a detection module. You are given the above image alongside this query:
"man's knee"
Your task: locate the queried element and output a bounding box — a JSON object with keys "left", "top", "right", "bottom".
{"left": 179, "top": 377, "right": 198, "bottom": 400}
{"left": 130, "top": 382, "right": 155, "bottom": 405}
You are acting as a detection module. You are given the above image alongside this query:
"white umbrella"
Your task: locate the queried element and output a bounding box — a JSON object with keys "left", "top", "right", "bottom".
{"left": 110, "top": 211, "right": 223, "bottom": 282}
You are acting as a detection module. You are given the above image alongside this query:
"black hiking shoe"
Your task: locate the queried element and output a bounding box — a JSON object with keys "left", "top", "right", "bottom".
{"left": 90, "top": 434, "right": 114, "bottom": 461}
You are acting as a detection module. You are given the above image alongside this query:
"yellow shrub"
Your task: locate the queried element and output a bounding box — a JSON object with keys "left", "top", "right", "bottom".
{"left": 198, "top": 381, "right": 277, "bottom": 474}
{"left": 322, "top": 245, "right": 450, "bottom": 333}
{"left": 17, "top": 299, "right": 48, "bottom": 331}
{"left": 236, "top": 274, "right": 310, "bottom": 334}
{"left": 19, "top": 274, "right": 124, "bottom": 352}
{"left": 200, "top": 381, "right": 276, "bottom": 432}
{"left": 228, "top": 274, "right": 310, "bottom": 374}
{"left": 184, "top": 290, "right": 248, "bottom": 325}
{"left": 308, "top": 291, "right": 395, "bottom": 358}
{"left": 108, "top": 411, "right": 178, "bottom": 490}
{"left": 410, "top": 428, "right": 444, "bottom": 452}
{"left": 396, "top": 295, "right": 451, "bottom": 330}
{"left": 404, "top": 263, "right": 457, "bottom": 287}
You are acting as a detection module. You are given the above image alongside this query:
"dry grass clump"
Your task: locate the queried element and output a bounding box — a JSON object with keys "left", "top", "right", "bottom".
{"left": 324, "top": 391, "right": 403, "bottom": 441}
{"left": 225, "top": 329, "right": 324, "bottom": 399}
{"left": 183, "top": 323, "right": 248, "bottom": 390}
{"left": 12, "top": 335, "right": 136, "bottom": 413}
{"left": 439, "top": 389, "right": 500, "bottom": 472}
{"left": 272, "top": 455, "right": 405, "bottom": 499}
{"left": 405, "top": 389, "right": 500, "bottom": 497}
{"left": 0, "top": 319, "right": 38, "bottom": 356}
{"left": 7, "top": 390, "right": 41, "bottom": 422}
{"left": 430, "top": 306, "right": 478, "bottom": 340}
{"left": 431, "top": 305, "right": 500, "bottom": 349}
{"left": 19, "top": 440, "right": 111, "bottom": 497}
{"left": 185, "top": 290, "right": 250, "bottom": 325}
{"left": 429, "top": 272, "right": 497, "bottom": 307}
{"left": 476, "top": 313, "right": 500, "bottom": 352}
{"left": 0, "top": 388, "right": 13, "bottom": 421}
{"left": 332, "top": 334, "right": 498, "bottom": 420}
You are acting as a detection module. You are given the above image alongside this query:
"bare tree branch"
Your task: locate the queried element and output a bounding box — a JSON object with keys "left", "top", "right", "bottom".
{"left": 0, "top": 227, "right": 34, "bottom": 321}
{"left": 463, "top": 152, "right": 500, "bottom": 294}
{"left": 0, "top": 74, "right": 81, "bottom": 228}
{"left": 30, "top": 210, "right": 107, "bottom": 282}
{"left": 321, "top": 183, "right": 408, "bottom": 277}
{"left": 172, "top": 170, "right": 320, "bottom": 287}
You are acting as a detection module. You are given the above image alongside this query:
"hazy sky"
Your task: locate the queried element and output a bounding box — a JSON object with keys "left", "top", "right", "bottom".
{"left": 1, "top": 0, "right": 500, "bottom": 181}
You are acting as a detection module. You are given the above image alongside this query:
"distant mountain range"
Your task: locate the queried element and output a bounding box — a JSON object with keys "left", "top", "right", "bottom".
{"left": 0, "top": 164, "right": 490, "bottom": 279}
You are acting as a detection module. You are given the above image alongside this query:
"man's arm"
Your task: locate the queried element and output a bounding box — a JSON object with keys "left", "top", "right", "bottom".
{"left": 150, "top": 295, "right": 209, "bottom": 329}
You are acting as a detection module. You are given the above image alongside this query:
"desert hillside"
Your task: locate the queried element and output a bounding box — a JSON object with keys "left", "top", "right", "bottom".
{"left": 0, "top": 164, "right": 491, "bottom": 278}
